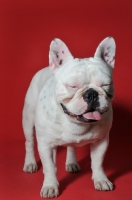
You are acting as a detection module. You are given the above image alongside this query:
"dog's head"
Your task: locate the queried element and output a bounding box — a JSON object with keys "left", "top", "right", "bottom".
{"left": 49, "top": 37, "right": 116, "bottom": 123}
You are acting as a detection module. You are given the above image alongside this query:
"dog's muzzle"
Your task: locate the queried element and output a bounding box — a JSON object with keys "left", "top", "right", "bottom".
{"left": 61, "top": 88, "right": 109, "bottom": 123}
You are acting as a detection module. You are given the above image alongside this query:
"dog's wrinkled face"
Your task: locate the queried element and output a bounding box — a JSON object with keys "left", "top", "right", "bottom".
{"left": 49, "top": 37, "right": 116, "bottom": 123}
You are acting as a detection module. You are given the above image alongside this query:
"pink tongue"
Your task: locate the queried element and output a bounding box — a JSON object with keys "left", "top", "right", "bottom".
{"left": 83, "top": 111, "right": 101, "bottom": 121}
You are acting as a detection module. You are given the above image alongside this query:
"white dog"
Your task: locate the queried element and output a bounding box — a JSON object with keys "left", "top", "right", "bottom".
{"left": 22, "top": 37, "right": 116, "bottom": 198}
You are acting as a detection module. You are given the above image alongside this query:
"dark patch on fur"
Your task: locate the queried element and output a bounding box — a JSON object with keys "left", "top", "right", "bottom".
{"left": 53, "top": 50, "right": 57, "bottom": 55}
{"left": 104, "top": 90, "right": 114, "bottom": 99}
{"left": 107, "top": 46, "right": 110, "bottom": 50}
{"left": 59, "top": 60, "right": 63, "bottom": 65}
{"left": 53, "top": 50, "right": 59, "bottom": 58}
{"left": 101, "top": 52, "right": 105, "bottom": 60}
{"left": 104, "top": 53, "right": 108, "bottom": 57}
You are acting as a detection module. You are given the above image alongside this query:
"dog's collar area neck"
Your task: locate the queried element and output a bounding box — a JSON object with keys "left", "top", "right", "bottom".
{"left": 60, "top": 103, "right": 109, "bottom": 123}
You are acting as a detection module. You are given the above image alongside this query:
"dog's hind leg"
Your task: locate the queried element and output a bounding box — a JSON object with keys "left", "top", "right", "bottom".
{"left": 22, "top": 103, "right": 38, "bottom": 173}
{"left": 66, "top": 147, "right": 81, "bottom": 173}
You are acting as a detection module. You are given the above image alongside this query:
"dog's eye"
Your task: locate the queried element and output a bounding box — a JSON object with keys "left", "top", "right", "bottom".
{"left": 66, "top": 85, "right": 78, "bottom": 90}
{"left": 102, "top": 83, "right": 114, "bottom": 99}
{"left": 102, "top": 83, "right": 111, "bottom": 87}
{"left": 69, "top": 85, "right": 77, "bottom": 89}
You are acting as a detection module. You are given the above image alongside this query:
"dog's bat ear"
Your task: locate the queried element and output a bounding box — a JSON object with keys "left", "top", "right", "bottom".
{"left": 94, "top": 37, "right": 116, "bottom": 68}
{"left": 49, "top": 38, "right": 74, "bottom": 72}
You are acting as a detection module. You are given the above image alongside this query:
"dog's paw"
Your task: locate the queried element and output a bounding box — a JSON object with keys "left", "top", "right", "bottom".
{"left": 23, "top": 163, "right": 38, "bottom": 173}
{"left": 66, "top": 163, "right": 81, "bottom": 173}
{"left": 94, "top": 180, "right": 114, "bottom": 191}
{"left": 40, "top": 187, "right": 59, "bottom": 198}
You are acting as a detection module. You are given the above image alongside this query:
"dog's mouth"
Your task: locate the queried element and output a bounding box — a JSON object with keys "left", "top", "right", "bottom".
{"left": 61, "top": 104, "right": 108, "bottom": 123}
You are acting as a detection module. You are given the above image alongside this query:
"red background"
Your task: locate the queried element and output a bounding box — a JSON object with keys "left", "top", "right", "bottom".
{"left": 0, "top": 0, "right": 132, "bottom": 199}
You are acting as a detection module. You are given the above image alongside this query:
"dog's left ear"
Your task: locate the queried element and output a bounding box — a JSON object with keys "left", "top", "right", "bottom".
{"left": 49, "top": 38, "right": 74, "bottom": 72}
{"left": 94, "top": 37, "right": 116, "bottom": 68}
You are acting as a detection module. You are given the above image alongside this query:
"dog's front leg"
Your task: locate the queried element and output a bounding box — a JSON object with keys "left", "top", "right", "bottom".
{"left": 90, "top": 133, "right": 114, "bottom": 191}
{"left": 38, "top": 144, "right": 59, "bottom": 198}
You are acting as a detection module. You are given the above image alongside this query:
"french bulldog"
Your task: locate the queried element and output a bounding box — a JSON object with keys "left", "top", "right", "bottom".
{"left": 22, "top": 37, "right": 116, "bottom": 198}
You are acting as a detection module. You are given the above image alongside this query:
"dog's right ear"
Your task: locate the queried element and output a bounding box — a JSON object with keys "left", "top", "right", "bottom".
{"left": 94, "top": 37, "right": 116, "bottom": 68}
{"left": 49, "top": 39, "right": 74, "bottom": 72}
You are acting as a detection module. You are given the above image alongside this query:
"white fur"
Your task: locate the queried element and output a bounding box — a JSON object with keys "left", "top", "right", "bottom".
{"left": 22, "top": 37, "right": 116, "bottom": 198}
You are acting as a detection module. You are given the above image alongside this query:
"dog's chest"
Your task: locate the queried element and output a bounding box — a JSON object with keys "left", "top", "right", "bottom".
{"left": 55, "top": 124, "right": 103, "bottom": 147}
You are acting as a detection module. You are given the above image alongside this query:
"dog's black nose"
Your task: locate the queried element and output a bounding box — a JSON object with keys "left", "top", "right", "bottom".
{"left": 83, "top": 88, "right": 98, "bottom": 109}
